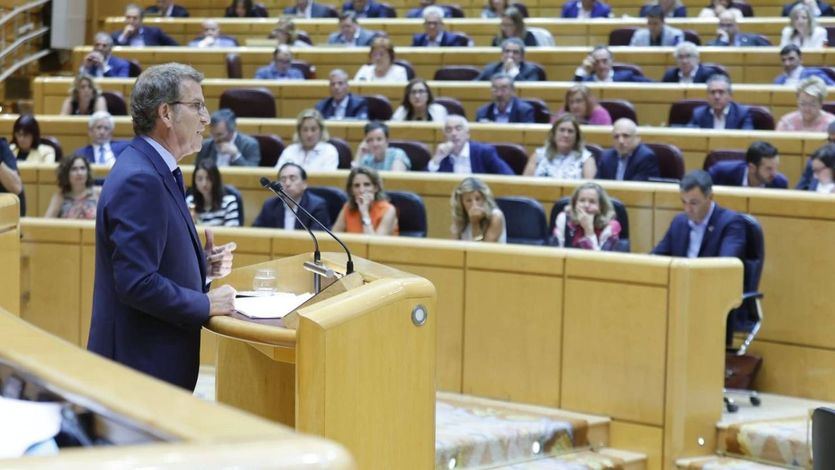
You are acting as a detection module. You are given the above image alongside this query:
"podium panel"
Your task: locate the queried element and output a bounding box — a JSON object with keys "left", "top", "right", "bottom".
{"left": 0, "top": 194, "right": 19, "bottom": 316}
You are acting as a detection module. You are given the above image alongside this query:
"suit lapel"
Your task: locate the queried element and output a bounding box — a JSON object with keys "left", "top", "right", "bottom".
{"left": 698, "top": 207, "right": 721, "bottom": 256}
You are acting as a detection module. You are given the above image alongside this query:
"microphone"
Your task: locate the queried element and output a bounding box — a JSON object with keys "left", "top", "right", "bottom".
{"left": 259, "top": 177, "right": 354, "bottom": 275}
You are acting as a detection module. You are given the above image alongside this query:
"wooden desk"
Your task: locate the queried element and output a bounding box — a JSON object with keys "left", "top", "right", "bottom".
{"left": 0, "top": 194, "right": 19, "bottom": 316}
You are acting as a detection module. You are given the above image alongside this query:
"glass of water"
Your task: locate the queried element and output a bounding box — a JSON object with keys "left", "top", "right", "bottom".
{"left": 252, "top": 268, "right": 277, "bottom": 294}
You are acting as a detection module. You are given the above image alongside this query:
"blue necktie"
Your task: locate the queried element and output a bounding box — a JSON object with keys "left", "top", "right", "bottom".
{"left": 172, "top": 168, "right": 185, "bottom": 198}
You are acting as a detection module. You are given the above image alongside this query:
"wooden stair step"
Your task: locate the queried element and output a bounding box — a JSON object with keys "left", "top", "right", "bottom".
{"left": 490, "top": 448, "right": 646, "bottom": 469}
{"left": 676, "top": 455, "right": 791, "bottom": 469}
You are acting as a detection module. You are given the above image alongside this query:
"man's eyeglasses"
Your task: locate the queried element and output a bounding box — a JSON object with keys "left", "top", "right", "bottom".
{"left": 170, "top": 100, "right": 208, "bottom": 113}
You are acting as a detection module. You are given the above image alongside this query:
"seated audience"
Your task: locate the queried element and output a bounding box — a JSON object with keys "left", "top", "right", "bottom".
{"left": 639, "top": 0, "right": 687, "bottom": 17}
{"left": 144, "top": 0, "right": 189, "bottom": 17}
{"left": 341, "top": 0, "right": 393, "bottom": 17}
{"left": 332, "top": 167, "right": 399, "bottom": 235}
{"left": 708, "top": 11, "right": 772, "bottom": 46}
{"left": 75, "top": 111, "right": 129, "bottom": 166}
{"left": 412, "top": 7, "right": 468, "bottom": 46}
{"left": 688, "top": 75, "right": 754, "bottom": 130}
{"left": 698, "top": 0, "right": 743, "bottom": 18}
{"left": 558, "top": 84, "right": 612, "bottom": 125}
{"left": 407, "top": 0, "right": 454, "bottom": 17}
{"left": 355, "top": 121, "right": 411, "bottom": 171}
{"left": 708, "top": 141, "right": 789, "bottom": 189}
{"left": 0, "top": 138, "right": 22, "bottom": 207}
{"left": 630, "top": 6, "right": 684, "bottom": 46}
{"left": 44, "top": 156, "right": 100, "bottom": 219}
{"left": 253, "top": 162, "right": 332, "bottom": 229}
{"left": 553, "top": 182, "right": 621, "bottom": 251}
{"left": 476, "top": 38, "right": 544, "bottom": 82}
{"left": 391, "top": 78, "right": 448, "bottom": 122}
{"left": 255, "top": 46, "right": 305, "bottom": 80}
{"left": 781, "top": 0, "right": 834, "bottom": 17}
{"left": 776, "top": 76, "right": 835, "bottom": 132}
{"left": 808, "top": 144, "right": 835, "bottom": 193}
{"left": 450, "top": 177, "right": 506, "bottom": 243}
{"left": 491, "top": 7, "right": 550, "bottom": 47}
{"left": 780, "top": 4, "right": 829, "bottom": 49}
{"left": 112, "top": 4, "right": 178, "bottom": 46}
{"left": 481, "top": 0, "right": 509, "bottom": 18}
{"left": 574, "top": 46, "right": 652, "bottom": 82}
{"left": 476, "top": 73, "right": 535, "bottom": 124}
{"left": 10, "top": 115, "right": 55, "bottom": 164}
{"left": 354, "top": 37, "right": 409, "bottom": 82}
{"left": 276, "top": 109, "right": 340, "bottom": 171}
{"left": 796, "top": 122, "right": 835, "bottom": 190}
{"left": 596, "top": 118, "right": 660, "bottom": 181}
{"left": 774, "top": 44, "right": 835, "bottom": 86}
{"left": 662, "top": 42, "right": 718, "bottom": 83}
{"left": 328, "top": 12, "right": 378, "bottom": 46}
{"left": 561, "top": 0, "right": 613, "bottom": 18}
{"left": 652, "top": 170, "right": 745, "bottom": 258}
{"left": 271, "top": 17, "right": 312, "bottom": 48}
{"left": 429, "top": 115, "right": 514, "bottom": 175}
{"left": 185, "top": 160, "right": 241, "bottom": 227}
{"left": 196, "top": 109, "right": 260, "bottom": 167}
{"left": 80, "top": 33, "right": 130, "bottom": 78}
{"left": 188, "top": 20, "right": 238, "bottom": 47}
{"left": 315, "top": 69, "right": 369, "bottom": 120}
{"left": 284, "top": 0, "right": 337, "bottom": 17}
{"left": 60, "top": 74, "right": 108, "bottom": 116}
{"left": 524, "top": 115, "right": 596, "bottom": 179}
{"left": 225, "top": 0, "right": 268, "bottom": 17}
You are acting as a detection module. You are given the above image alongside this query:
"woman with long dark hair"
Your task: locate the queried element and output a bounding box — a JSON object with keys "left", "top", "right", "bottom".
{"left": 185, "top": 160, "right": 241, "bottom": 226}
{"left": 391, "top": 79, "right": 448, "bottom": 122}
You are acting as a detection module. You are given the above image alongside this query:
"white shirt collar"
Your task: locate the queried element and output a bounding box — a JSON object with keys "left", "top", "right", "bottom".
{"left": 141, "top": 135, "right": 178, "bottom": 172}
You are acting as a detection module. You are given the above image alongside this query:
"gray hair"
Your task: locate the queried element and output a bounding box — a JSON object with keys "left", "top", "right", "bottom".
{"left": 88, "top": 111, "right": 114, "bottom": 130}
{"left": 94, "top": 32, "right": 113, "bottom": 47}
{"left": 674, "top": 41, "right": 699, "bottom": 60}
{"left": 210, "top": 108, "right": 237, "bottom": 132}
{"left": 130, "top": 63, "right": 204, "bottom": 135}
{"left": 680, "top": 170, "right": 713, "bottom": 196}
{"left": 444, "top": 114, "right": 469, "bottom": 131}
{"left": 490, "top": 72, "right": 514, "bottom": 87}
{"left": 798, "top": 75, "right": 827, "bottom": 102}
{"left": 422, "top": 5, "right": 445, "bottom": 19}
{"left": 500, "top": 37, "right": 526, "bottom": 55}
{"left": 125, "top": 3, "right": 143, "bottom": 17}
{"left": 329, "top": 68, "right": 348, "bottom": 81}
{"left": 707, "top": 74, "right": 732, "bottom": 93}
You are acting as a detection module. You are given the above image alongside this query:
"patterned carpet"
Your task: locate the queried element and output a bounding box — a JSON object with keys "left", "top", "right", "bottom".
{"left": 724, "top": 418, "right": 809, "bottom": 468}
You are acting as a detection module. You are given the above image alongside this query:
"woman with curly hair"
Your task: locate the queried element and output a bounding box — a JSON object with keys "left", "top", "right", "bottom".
{"left": 44, "top": 155, "right": 99, "bottom": 219}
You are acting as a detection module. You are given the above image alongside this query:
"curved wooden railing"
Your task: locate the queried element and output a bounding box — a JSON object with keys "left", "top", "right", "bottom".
{"left": 0, "top": 0, "right": 50, "bottom": 84}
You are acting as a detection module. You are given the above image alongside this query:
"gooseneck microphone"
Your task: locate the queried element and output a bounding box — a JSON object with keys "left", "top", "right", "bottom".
{"left": 259, "top": 177, "right": 354, "bottom": 275}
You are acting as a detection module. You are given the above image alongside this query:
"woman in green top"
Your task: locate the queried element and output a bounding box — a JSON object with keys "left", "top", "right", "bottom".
{"left": 355, "top": 121, "right": 411, "bottom": 172}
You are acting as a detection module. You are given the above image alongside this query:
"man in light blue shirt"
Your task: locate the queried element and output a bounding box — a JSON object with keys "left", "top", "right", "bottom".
{"left": 255, "top": 46, "right": 305, "bottom": 80}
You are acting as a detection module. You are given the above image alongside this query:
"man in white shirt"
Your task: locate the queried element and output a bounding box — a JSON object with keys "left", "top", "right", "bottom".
{"left": 428, "top": 115, "right": 514, "bottom": 175}
{"left": 314, "top": 69, "right": 369, "bottom": 120}
{"left": 74, "top": 111, "right": 129, "bottom": 166}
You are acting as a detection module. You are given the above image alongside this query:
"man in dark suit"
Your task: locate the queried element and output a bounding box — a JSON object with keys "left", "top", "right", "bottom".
{"left": 596, "top": 118, "right": 660, "bottom": 182}
{"left": 88, "top": 63, "right": 236, "bottom": 391}
{"left": 315, "top": 69, "right": 369, "bottom": 120}
{"left": 411, "top": 7, "right": 468, "bottom": 47}
{"left": 341, "top": 0, "right": 395, "bottom": 17}
{"left": 629, "top": 6, "right": 684, "bottom": 46}
{"left": 709, "top": 141, "right": 789, "bottom": 189}
{"left": 195, "top": 109, "right": 261, "bottom": 167}
{"left": 476, "top": 38, "right": 545, "bottom": 82}
{"left": 661, "top": 41, "right": 720, "bottom": 83}
{"left": 707, "top": 11, "right": 772, "bottom": 46}
{"left": 75, "top": 111, "right": 130, "bottom": 166}
{"left": 652, "top": 170, "right": 745, "bottom": 259}
{"left": 327, "top": 11, "right": 379, "bottom": 46}
{"left": 774, "top": 44, "right": 835, "bottom": 86}
{"left": 80, "top": 32, "right": 131, "bottom": 78}
{"left": 284, "top": 0, "right": 339, "bottom": 17}
{"left": 428, "top": 115, "right": 514, "bottom": 175}
{"left": 112, "top": 4, "right": 178, "bottom": 46}
{"left": 574, "top": 45, "right": 652, "bottom": 83}
{"left": 688, "top": 75, "right": 754, "bottom": 130}
{"left": 561, "top": 0, "right": 612, "bottom": 18}
{"left": 781, "top": 0, "right": 834, "bottom": 16}
{"left": 407, "top": 0, "right": 454, "bottom": 17}
{"left": 253, "top": 163, "right": 332, "bottom": 229}
{"left": 795, "top": 122, "right": 835, "bottom": 190}
{"left": 475, "top": 74, "right": 535, "bottom": 124}
{"left": 144, "top": 0, "right": 189, "bottom": 17}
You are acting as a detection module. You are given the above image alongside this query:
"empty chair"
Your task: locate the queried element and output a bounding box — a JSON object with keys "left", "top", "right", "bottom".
{"left": 434, "top": 97, "right": 467, "bottom": 119}
{"left": 226, "top": 53, "right": 242, "bottom": 79}
{"left": 813, "top": 407, "right": 835, "bottom": 470}
{"left": 748, "top": 106, "right": 775, "bottom": 130}
{"left": 328, "top": 137, "right": 353, "bottom": 169}
{"left": 40, "top": 136, "right": 63, "bottom": 161}
{"left": 703, "top": 149, "right": 746, "bottom": 170}
{"left": 608, "top": 27, "right": 637, "bottom": 45}
{"left": 127, "top": 60, "right": 142, "bottom": 77}
{"left": 378, "top": 2, "right": 397, "bottom": 16}
{"left": 702, "top": 62, "right": 729, "bottom": 77}
{"left": 387, "top": 191, "right": 427, "bottom": 237}
{"left": 496, "top": 196, "right": 548, "bottom": 245}
{"left": 492, "top": 143, "right": 528, "bottom": 175}
{"left": 219, "top": 88, "right": 276, "bottom": 118}
{"left": 307, "top": 186, "right": 348, "bottom": 224}
{"left": 433, "top": 65, "right": 481, "bottom": 81}
{"left": 646, "top": 143, "right": 685, "bottom": 180}
{"left": 364, "top": 95, "right": 393, "bottom": 121}
{"left": 612, "top": 62, "right": 646, "bottom": 79}
{"left": 291, "top": 60, "right": 316, "bottom": 79}
{"left": 549, "top": 196, "right": 631, "bottom": 252}
{"left": 253, "top": 134, "right": 286, "bottom": 167}
{"left": 101, "top": 91, "right": 127, "bottom": 116}
{"left": 668, "top": 99, "right": 708, "bottom": 126}
{"left": 389, "top": 140, "right": 431, "bottom": 171}
{"left": 395, "top": 60, "right": 416, "bottom": 80}
{"left": 442, "top": 3, "right": 465, "bottom": 17}
{"left": 598, "top": 99, "right": 638, "bottom": 124}
{"left": 522, "top": 98, "right": 551, "bottom": 124}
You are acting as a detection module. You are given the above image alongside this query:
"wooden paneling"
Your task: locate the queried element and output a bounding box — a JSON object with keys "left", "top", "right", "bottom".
{"left": 610, "top": 421, "right": 665, "bottom": 470}
{"left": 749, "top": 341, "right": 835, "bottom": 402}
{"left": 0, "top": 195, "right": 20, "bottom": 316}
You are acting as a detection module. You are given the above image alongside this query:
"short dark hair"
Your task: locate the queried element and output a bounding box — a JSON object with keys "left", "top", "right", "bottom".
{"left": 278, "top": 161, "right": 308, "bottom": 181}
{"left": 680, "top": 170, "right": 713, "bottom": 196}
{"left": 364, "top": 120, "right": 390, "bottom": 138}
{"left": 210, "top": 108, "right": 237, "bottom": 132}
{"left": 191, "top": 159, "right": 225, "bottom": 212}
{"left": 11, "top": 114, "right": 41, "bottom": 148}
{"left": 646, "top": 5, "right": 665, "bottom": 19}
{"left": 810, "top": 143, "right": 835, "bottom": 170}
{"left": 339, "top": 10, "right": 357, "bottom": 22}
{"left": 746, "top": 141, "right": 779, "bottom": 166}
{"left": 780, "top": 44, "right": 802, "bottom": 57}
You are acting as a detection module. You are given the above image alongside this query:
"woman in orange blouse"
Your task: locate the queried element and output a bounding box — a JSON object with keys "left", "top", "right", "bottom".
{"left": 332, "top": 167, "right": 399, "bottom": 235}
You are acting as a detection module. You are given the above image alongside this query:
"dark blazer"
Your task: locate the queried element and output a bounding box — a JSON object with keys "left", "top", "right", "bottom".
{"left": 639, "top": 4, "right": 687, "bottom": 16}
{"left": 476, "top": 61, "right": 544, "bottom": 81}
{"left": 144, "top": 4, "right": 190, "bottom": 17}
{"left": 411, "top": 31, "right": 468, "bottom": 47}
{"left": 652, "top": 204, "right": 746, "bottom": 259}
{"left": 341, "top": 0, "right": 394, "bottom": 17}
{"left": 96, "top": 55, "right": 130, "bottom": 77}
{"left": 578, "top": 69, "right": 652, "bottom": 83}
{"left": 661, "top": 64, "right": 718, "bottom": 83}
{"left": 195, "top": 133, "right": 261, "bottom": 167}
{"left": 327, "top": 28, "right": 379, "bottom": 46}
{"left": 315, "top": 93, "right": 369, "bottom": 120}
{"left": 687, "top": 102, "right": 754, "bottom": 130}
{"left": 796, "top": 158, "right": 815, "bottom": 190}
{"left": 435, "top": 141, "right": 514, "bottom": 175}
{"left": 706, "top": 33, "right": 771, "bottom": 46}
{"left": 708, "top": 160, "right": 789, "bottom": 189}
{"left": 475, "top": 97, "right": 535, "bottom": 123}
{"left": 283, "top": 2, "right": 338, "bottom": 17}
{"left": 252, "top": 191, "right": 332, "bottom": 229}
{"left": 491, "top": 31, "right": 538, "bottom": 47}
{"left": 112, "top": 26, "right": 179, "bottom": 46}
{"left": 782, "top": 0, "right": 834, "bottom": 16}
{"left": 561, "top": 0, "right": 612, "bottom": 17}
{"left": 774, "top": 67, "right": 835, "bottom": 86}
{"left": 88, "top": 136, "right": 210, "bottom": 391}
{"left": 76, "top": 140, "right": 131, "bottom": 163}
{"left": 596, "top": 144, "right": 660, "bottom": 181}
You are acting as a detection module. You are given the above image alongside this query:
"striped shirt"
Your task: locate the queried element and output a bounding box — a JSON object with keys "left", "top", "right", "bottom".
{"left": 185, "top": 193, "right": 240, "bottom": 227}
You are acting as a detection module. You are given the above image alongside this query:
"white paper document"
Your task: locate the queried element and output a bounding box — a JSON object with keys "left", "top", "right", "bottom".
{"left": 0, "top": 396, "right": 62, "bottom": 458}
{"left": 234, "top": 292, "right": 314, "bottom": 319}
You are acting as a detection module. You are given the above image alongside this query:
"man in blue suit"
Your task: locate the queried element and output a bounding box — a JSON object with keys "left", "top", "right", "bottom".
{"left": 629, "top": 6, "right": 684, "bottom": 46}
{"left": 327, "top": 12, "right": 379, "bottom": 46}
{"left": 88, "top": 63, "right": 236, "bottom": 391}
{"left": 428, "top": 115, "right": 514, "bottom": 175}
{"left": 411, "top": 7, "right": 468, "bottom": 47}
{"left": 475, "top": 74, "right": 535, "bottom": 124}
{"left": 561, "top": 0, "right": 612, "bottom": 18}
{"left": 688, "top": 75, "right": 754, "bottom": 130}
{"left": 144, "top": 0, "right": 189, "bottom": 17}
{"left": 315, "top": 69, "right": 368, "bottom": 120}
{"left": 781, "top": 0, "right": 834, "bottom": 16}
{"left": 253, "top": 163, "right": 332, "bottom": 229}
{"left": 774, "top": 45, "right": 835, "bottom": 86}
{"left": 407, "top": 0, "right": 454, "bottom": 17}
{"left": 341, "top": 0, "right": 394, "bottom": 17}
{"left": 112, "top": 4, "right": 178, "bottom": 46}
{"left": 661, "top": 41, "right": 720, "bottom": 83}
{"left": 652, "top": 170, "right": 745, "bottom": 259}
{"left": 709, "top": 141, "right": 789, "bottom": 189}
{"left": 596, "top": 118, "right": 660, "bottom": 182}
{"left": 476, "top": 38, "right": 545, "bottom": 82}
{"left": 74, "top": 111, "right": 130, "bottom": 166}
{"left": 284, "top": 0, "right": 339, "bottom": 17}
{"left": 707, "top": 12, "right": 771, "bottom": 46}
{"left": 574, "top": 46, "right": 652, "bottom": 83}
{"left": 80, "top": 33, "right": 131, "bottom": 78}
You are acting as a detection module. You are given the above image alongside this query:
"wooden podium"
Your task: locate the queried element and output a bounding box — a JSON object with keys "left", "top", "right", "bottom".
{"left": 206, "top": 252, "right": 437, "bottom": 470}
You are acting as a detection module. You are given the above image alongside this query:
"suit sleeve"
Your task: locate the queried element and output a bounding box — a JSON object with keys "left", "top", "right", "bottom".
{"left": 310, "top": 198, "right": 332, "bottom": 230}
{"left": 739, "top": 107, "right": 755, "bottom": 130}
{"left": 485, "top": 146, "right": 515, "bottom": 175}
{"left": 686, "top": 109, "right": 702, "bottom": 128}
{"left": 520, "top": 103, "right": 535, "bottom": 123}
{"left": 718, "top": 215, "right": 746, "bottom": 258}
{"left": 633, "top": 151, "right": 660, "bottom": 181}
{"left": 475, "top": 105, "right": 488, "bottom": 122}
{"left": 236, "top": 136, "right": 261, "bottom": 166}
{"left": 253, "top": 200, "right": 276, "bottom": 227}
{"left": 651, "top": 225, "right": 674, "bottom": 255}
{"left": 105, "top": 171, "right": 209, "bottom": 328}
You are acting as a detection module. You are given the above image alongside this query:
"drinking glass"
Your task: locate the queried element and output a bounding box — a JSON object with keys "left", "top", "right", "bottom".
{"left": 252, "top": 268, "right": 277, "bottom": 294}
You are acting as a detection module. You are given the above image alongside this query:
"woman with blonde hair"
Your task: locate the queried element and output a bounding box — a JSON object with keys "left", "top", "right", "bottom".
{"left": 553, "top": 182, "right": 621, "bottom": 251}
{"left": 44, "top": 155, "right": 100, "bottom": 219}
{"left": 271, "top": 16, "right": 311, "bottom": 47}
{"left": 354, "top": 37, "right": 409, "bottom": 82}
{"left": 780, "top": 3, "right": 828, "bottom": 49}
{"left": 332, "top": 167, "right": 399, "bottom": 235}
{"left": 450, "top": 177, "right": 506, "bottom": 243}
{"left": 524, "top": 114, "right": 596, "bottom": 179}
{"left": 560, "top": 84, "right": 611, "bottom": 125}
{"left": 276, "top": 109, "right": 339, "bottom": 171}
{"left": 776, "top": 76, "right": 835, "bottom": 132}
{"left": 60, "top": 74, "right": 107, "bottom": 116}
{"left": 491, "top": 7, "right": 539, "bottom": 46}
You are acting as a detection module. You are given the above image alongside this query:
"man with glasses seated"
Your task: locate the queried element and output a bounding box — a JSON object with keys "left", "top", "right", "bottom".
{"left": 662, "top": 42, "right": 720, "bottom": 83}
{"left": 596, "top": 118, "right": 660, "bottom": 182}
{"left": 411, "top": 6, "right": 468, "bottom": 46}
{"left": 707, "top": 11, "right": 771, "bottom": 46}
{"left": 476, "top": 38, "right": 544, "bottom": 82}
{"left": 195, "top": 109, "right": 261, "bottom": 167}
{"left": 574, "top": 45, "right": 651, "bottom": 83}
{"left": 255, "top": 45, "right": 305, "bottom": 80}
{"left": 475, "top": 74, "right": 535, "bottom": 124}
{"left": 687, "top": 75, "right": 754, "bottom": 130}
{"left": 253, "top": 162, "right": 332, "bottom": 229}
